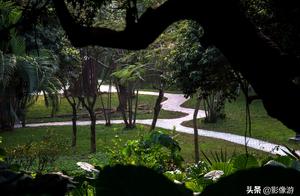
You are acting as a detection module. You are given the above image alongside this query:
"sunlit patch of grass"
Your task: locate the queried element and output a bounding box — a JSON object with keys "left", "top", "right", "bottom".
{"left": 182, "top": 96, "right": 300, "bottom": 150}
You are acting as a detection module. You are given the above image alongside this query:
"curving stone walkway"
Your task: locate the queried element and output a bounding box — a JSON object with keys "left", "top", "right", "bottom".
{"left": 25, "top": 88, "right": 291, "bottom": 156}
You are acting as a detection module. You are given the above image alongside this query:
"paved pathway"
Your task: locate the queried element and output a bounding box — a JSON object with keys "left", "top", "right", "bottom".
{"left": 25, "top": 88, "right": 291, "bottom": 156}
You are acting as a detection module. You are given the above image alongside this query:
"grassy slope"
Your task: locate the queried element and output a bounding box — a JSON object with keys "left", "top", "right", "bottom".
{"left": 182, "top": 95, "right": 300, "bottom": 149}
{"left": 0, "top": 125, "right": 268, "bottom": 172}
{"left": 26, "top": 93, "right": 185, "bottom": 123}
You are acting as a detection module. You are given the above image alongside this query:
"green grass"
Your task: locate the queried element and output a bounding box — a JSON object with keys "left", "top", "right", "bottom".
{"left": 0, "top": 124, "right": 270, "bottom": 172}
{"left": 182, "top": 95, "right": 300, "bottom": 150}
{"left": 26, "top": 93, "right": 185, "bottom": 123}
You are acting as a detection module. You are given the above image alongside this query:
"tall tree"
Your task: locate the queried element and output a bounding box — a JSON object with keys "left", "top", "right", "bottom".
{"left": 112, "top": 63, "right": 145, "bottom": 129}
{"left": 78, "top": 48, "right": 98, "bottom": 153}
{"left": 57, "top": 43, "right": 81, "bottom": 147}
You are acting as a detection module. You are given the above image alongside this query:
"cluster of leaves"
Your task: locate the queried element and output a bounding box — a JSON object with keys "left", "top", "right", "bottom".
{"left": 0, "top": 1, "right": 24, "bottom": 54}
{"left": 164, "top": 150, "right": 300, "bottom": 193}
{"left": 242, "top": 0, "right": 300, "bottom": 55}
{"left": 71, "top": 146, "right": 300, "bottom": 195}
{"left": 166, "top": 21, "right": 238, "bottom": 122}
{"left": 105, "top": 129, "right": 183, "bottom": 172}
{"left": 111, "top": 63, "right": 145, "bottom": 88}
{"left": 169, "top": 21, "right": 238, "bottom": 99}
{"left": 5, "top": 131, "right": 69, "bottom": 172}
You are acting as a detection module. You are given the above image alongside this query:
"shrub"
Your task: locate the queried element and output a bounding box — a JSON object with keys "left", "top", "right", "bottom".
{"left": 5, "top": 130, "right": 69, "bottom": 172}
{"left": 105, "top": 130, "right": 184, "bottom": 172}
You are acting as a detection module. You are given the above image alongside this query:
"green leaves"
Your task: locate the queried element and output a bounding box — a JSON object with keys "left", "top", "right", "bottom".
{"left": 0, "top": 1, "right": 22, "bottom": 28}
{"left": 105, "top": 129, "right": 183, "bottom": 172}
{"left": 10, "top": 35, "right": 25, "bottom": 55}
{"left": 231, "top": 154, "right": 259, "bottom": 170}
{"left": 145, "top": 130, "right": 181, "bottom": 152}
{"left": 111, "top": 64, "right": 145, "bottom": 85}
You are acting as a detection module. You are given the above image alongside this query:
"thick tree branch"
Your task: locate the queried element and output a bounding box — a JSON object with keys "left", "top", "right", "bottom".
{"left": 52, "top": 0, "right": 185, "bottom": 49}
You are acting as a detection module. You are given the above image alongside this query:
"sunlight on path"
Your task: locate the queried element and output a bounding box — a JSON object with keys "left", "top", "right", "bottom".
{"left": 25, "top": 87, "right": 290, "bottom": 156}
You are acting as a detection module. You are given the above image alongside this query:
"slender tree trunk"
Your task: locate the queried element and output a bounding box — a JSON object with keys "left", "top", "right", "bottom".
{"left": 151, "top": 89, "right": 164, "bottom": 131}
{"left": 89, "top": 110, "right": 96, "bottom": 153}
{"left": 78, "top": 96, "right": 97, "bottom": 153}
{"left": 106, "top": 80, "right": 112, "bottom": 126}
{"left": 64, "top": 92, "right": 78, "bottom": 148}
{"left": 133, "top": 90, "right": 139, "bottom": 126}
{"left": 19, "top": 96, "right": 28, "bottom": 128}
{"left": 193, "top": 99, "right": 201, "bottom": 163}
{"left": 71, "top": 104, "right": 77, "bottom": 147}
{"left": 116, "top": 84, "right": 129, "bottom": 126}
{"left": 127, "top": 91, "right": 133, "bottom": 127}
{"left": 117, "top": 84, "right": 128, "bottom": 111}
{"left": 99, "top": 93, "right": 108, "bottom": 124}
{"left": 21, "top": 112, "right": 26, "bottom": 128}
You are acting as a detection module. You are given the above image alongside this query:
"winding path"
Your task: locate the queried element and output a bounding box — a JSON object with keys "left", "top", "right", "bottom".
{"left": 25, "top": 88, "right": 291, "bottom": 156}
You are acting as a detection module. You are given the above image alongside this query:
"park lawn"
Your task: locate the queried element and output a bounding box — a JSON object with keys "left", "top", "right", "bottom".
{"left": 0, "top": 124, "right": 269, "bottom": 173}
{"left": 181, "top": 95, "right": 300, "bottom": 150}
{"left": 26, "top": 93, "right": 185, "bottom": 123}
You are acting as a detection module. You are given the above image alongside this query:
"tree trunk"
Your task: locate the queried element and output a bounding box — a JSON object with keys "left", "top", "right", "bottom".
{"left": 193, "top": 99, "right": 201, "bottom": 163}
{"left": 90, "top": 111, "right": 96, "bottom": 153}
{"left": 106, "top": 80, "right": 112, "bottom": 126}
{"left": 151, "top": 89, "right": 164, "bottom": 131}
{"left": 117, "top": 84, "right": 128, "bottom": 111}
{"left": 99, "top": 93, "right": 108, "bottom": 124}
{"left": 127, "top": 90, "right": 133, "bottom": 127}
{"left": 0, "top": 98, "right": 15, "bottom": 131}
{"left": 116, "top": 84, "right": 129, "bottom": 126}
{"left": 133, "top": 90, "right": 139, "bottom": 126}
{"left": 78, "top": 96, "right": 97, "bottom": 153}
{"left": 21, "top": 112, "right": 26, "bottom": 128}
{"left": 71, "top": 104, "right": 77, "bottom": 147}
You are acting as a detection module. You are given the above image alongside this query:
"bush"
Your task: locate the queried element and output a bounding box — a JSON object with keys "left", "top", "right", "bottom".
{"left": 105, "top": 130, "right": 184, "bottom": 172}
{"left": 5, "top": 130, "right": 69, "bottom": 172}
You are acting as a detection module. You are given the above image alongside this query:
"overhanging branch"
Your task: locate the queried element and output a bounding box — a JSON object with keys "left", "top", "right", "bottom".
{"left": 52, "top": 0, "right": 185, "bottom": 49}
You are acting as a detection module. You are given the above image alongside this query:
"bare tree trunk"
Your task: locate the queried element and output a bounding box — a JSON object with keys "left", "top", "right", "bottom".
{"left": 106, "top": 80, "right": 112, "bottom": 126}
{"left": 127, "top": 90, "right": 133, "bottom": 128}
{"left": 133, "top": 90, "right": 139, "bottom": 126}
{"left": 71, "top": 104, "right": 77, "bottom": 147}
{"left": 79, "top": 96, "right": 97, "bottom": 153}
{"left": 193, "top": 99, "right": 201, "bottom": 163}
{"left": 99, "top": 93, "right": 108, "bottom": 124}
{"left": 64, "top": 91, "right": 78, "bottom": 148}
{"left": 116, "top": 84, "right": 129, "bottom": 126}
{"left": 117, "top": 84, "right": 128, "bottom": 111}
{"left": 151, "top": 89, "right": 164, "bottom": 131}
{"left": 90, "top": 111, "right": 96, "bottom": 153}
{"left": 18, "top": 95, "right": 28, "bottom": 128}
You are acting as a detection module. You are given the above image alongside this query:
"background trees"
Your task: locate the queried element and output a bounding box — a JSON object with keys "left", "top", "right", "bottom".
{"left": 169, "top": 21, "right": 238, "bottom": 123}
